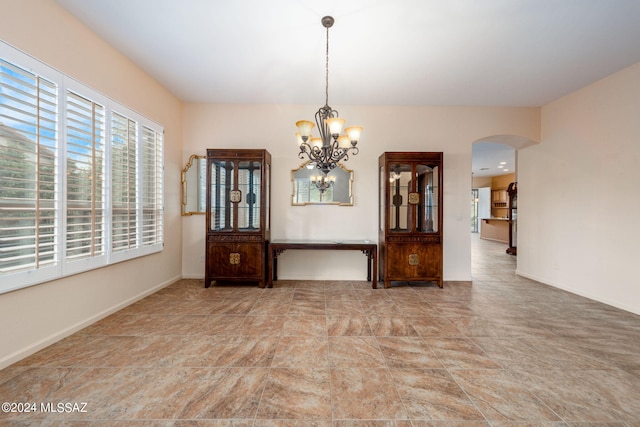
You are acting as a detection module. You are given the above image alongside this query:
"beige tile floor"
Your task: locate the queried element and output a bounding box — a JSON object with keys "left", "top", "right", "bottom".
{"left": 2, "top": 235, "right": 640, "bottom": 425}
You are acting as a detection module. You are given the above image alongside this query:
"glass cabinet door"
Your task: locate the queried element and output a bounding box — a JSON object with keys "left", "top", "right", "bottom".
{"left": 237, "top": 161, "right": 261, "bottom": 231}
{"left": 265, "top": 163, "right": 270, "bottom": 233}
{"left": 210, "top": 160, "right": 235, "bottom": 231}
{"left": 387, "top": 162, "right": 439, "bottom": 233}
{"left": 416, "top": 163, "right": 438, "bottom": 233}
{"left": 388, "top": 163, "right": 412, "bottom": 231}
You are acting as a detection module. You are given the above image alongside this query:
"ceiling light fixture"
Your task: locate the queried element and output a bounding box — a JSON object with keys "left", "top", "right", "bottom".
{"left": 295, "top": 16, "right": 363, "bottom": 177}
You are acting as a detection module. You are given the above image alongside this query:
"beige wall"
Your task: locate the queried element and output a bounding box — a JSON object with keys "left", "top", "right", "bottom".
{"left": 518, "top": 62, "right": 640, "bottom": 315}
{"left": 472, "top": 176, "right": 492, "bottom": 188}
{"left": 0, "top": 0, "right": 183, "bottom": 368}
{"left": 182, "top": 105, "right": 540, "bottom": 282}
{"left": 491, "top": 173, "right": 516, "bottom": 190}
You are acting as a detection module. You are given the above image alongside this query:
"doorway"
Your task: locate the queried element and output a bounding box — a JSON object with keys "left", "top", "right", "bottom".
{"left": 470, "top": 135, "right": 538, "bottom": 271}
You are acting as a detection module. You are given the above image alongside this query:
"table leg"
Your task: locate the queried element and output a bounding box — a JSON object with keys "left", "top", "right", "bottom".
{"left": 372, "top": 249, "right": 378, "bottom": 289}
{"left": 273, "top": 257, "right": 278, "bottom": 281}
{"left": 267, "top": 248, "right": 273, "bottom": 288}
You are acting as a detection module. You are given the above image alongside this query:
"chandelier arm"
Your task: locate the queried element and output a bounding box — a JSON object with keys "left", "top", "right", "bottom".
{"left": 328, "top": 141, "right": 347, "bottom": 162}
{"left": 333, "top": 145, "right": 359, "bottom": 164}
{"left": 315, "top": 105, "right": 339, "bottom": 147}
{"left": 312, "top": 145, "right": 323, "bottom": 157}
{"left": 298, "top": 142, "right": 311, "bottom": 151}
{"left": 333, "top": 150, "right": 348, "bottom": 164}
{"left": 329, "top": 149, "right": 344, "bottom": 163}
{"left": 298, "top": 142, "right": 326, "bottom": 163}
{"left": 328, "top": 144, "right": 346, "bottom": 169}
{"left": 298, "top": 142, "right": 312, "bottom": 160}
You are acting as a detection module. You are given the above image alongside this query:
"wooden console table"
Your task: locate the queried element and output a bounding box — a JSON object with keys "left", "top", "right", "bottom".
{"left": 266, "top": 240, "right": 378, "bottom": 289}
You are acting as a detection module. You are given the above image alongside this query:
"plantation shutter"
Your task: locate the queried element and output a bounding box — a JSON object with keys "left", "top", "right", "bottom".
{"left": 141, "top": 125, "right": 163, "bottom": 246}
{"left": 111, "top": 112, "right": 137, "bottom": 252}
{"left": 65, "top": 91, "right": 105, "bottom": 260}
{"left": 0, "top": 59, "right": 58, "bottom": 274}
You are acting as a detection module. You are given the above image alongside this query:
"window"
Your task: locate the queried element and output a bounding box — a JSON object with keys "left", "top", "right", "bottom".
{"left": 0, "top": 41, "right": 163, "bottom": 294}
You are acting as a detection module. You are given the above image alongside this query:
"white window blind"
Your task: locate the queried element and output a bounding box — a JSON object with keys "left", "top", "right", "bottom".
{"left": 65, "top": 91, "right": 105, "bottom": 261}
{"left": 142, "top": 125, "right": 163, "bottom": 246}
{"left": 111, "top": 112, "right": 138, "bottom": 253}
{"left": 0, "top": 41, "right": 164, "bottom": 294}
{"left": 0, "top": 59, "right": 59, "bottom": 275}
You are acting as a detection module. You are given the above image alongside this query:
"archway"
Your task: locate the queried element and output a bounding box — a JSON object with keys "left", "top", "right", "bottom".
{"left": 471, "top": 135, "right": 539, "bottom": 273}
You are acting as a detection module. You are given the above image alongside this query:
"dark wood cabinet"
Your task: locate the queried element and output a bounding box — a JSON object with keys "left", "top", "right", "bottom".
{"left": 506, "top": 181, "right": 517, "bottom": 255}
{"left": 378, "top": 152, "right": 443, "bottom": 288}
{"left": 205, "top": 149, "right": 271, "bottom": 288}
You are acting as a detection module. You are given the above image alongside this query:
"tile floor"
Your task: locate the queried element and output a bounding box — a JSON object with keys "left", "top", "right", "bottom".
{"left": 2, "top": 235, "right": 640, "bottom": 425}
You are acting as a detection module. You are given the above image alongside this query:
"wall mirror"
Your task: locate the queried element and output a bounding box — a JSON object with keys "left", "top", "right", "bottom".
{"left": 181, "top": 154, "right": 206, "bottom": 215}
{"left": 291, "top": 161, "right": 353, "bottom": 206}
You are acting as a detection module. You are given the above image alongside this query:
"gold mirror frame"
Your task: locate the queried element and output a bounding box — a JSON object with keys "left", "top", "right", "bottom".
{"left": 181, "top": 154, "right": 206, "bottom": 216}
{"left": 291, "top": 161, "right": 354, "bottom": 206}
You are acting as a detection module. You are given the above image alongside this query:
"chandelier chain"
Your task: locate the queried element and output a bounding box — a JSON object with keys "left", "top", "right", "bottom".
{"left": 325, "top": 25, "right": 330, "bottom": 107}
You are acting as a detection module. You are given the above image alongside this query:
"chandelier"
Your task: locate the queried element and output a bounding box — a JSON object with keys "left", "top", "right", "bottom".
{"left": 311, "top": 174, "right": 336, "bottom": 194}
{"left": 296, "top": 16, "right": 363, "bottom": 176}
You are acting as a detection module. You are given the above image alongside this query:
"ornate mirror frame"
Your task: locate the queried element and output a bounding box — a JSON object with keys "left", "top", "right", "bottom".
{"left": 181, "top": 154, "right": 206, "bottom": 216}
{"left": 291, "top": 161, "right": 354, "bottom": 206}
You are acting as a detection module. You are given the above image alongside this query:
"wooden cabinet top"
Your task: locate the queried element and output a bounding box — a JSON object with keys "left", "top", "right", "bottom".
{"left": 206, "top": 148, "right": 271, "bottom": 161}
{"left": 379, "top": 151, "right": 443, "bottom": 163}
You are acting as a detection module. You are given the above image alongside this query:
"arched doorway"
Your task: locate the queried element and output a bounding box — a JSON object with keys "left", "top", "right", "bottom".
{"left": 471, "top": 135, "right": 538, "bottom": 275}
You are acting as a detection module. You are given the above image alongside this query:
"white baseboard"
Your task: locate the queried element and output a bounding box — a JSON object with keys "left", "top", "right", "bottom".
{"left": 0, "top": 274, "right": 182, "bottom": 370}
{"left": 181, "top": 274, "right": 205, "bottom": 279}
{"left": 516, "top": 270, "right": 640, "bottom": 316}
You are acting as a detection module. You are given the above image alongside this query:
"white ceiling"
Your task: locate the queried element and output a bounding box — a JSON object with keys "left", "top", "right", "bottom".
{"left": 472, "top": 142, "right": 515, "bottom": 178}
{"left": 54, "top": 0, "right": 640, "bottom": 107}
{"left": 52, "top": 0, "right": 640, "bottom": 178}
